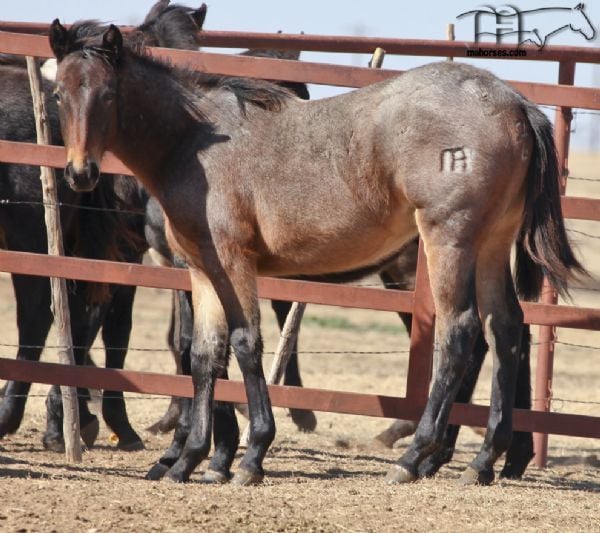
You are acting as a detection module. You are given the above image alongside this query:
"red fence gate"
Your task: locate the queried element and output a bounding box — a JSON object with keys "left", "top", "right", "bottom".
{"left": 0, "top": 26, "right": 599, "bottom": 465}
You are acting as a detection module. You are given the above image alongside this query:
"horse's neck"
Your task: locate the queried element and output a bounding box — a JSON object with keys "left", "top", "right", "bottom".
{"left": 112, "top": 55, "right": 199, "bottom": 192}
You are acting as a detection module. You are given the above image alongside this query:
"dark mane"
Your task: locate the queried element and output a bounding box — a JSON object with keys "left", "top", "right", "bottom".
{"left": 57, "top": 20, "right": 109, "bottom": 51}
{"left": 64, "top": 21, "right": 294, "bottom": 114}
{"left": 177, "top": 67, "right": 295, "bottom": 113}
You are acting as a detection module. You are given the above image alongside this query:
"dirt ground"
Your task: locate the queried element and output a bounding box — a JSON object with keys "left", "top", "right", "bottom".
{"left": 0, "top": 152, "right": 598, "bottom": 532}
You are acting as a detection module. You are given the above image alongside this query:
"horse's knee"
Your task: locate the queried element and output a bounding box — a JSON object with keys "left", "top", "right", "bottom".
{"left": 230, "top": 328, "right": 262, "bottom": 370}
{"left": 191, "top": 329, "right": 228, "bottom": 372}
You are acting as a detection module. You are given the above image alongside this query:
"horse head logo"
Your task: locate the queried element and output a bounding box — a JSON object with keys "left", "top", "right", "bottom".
{"left": 457, "top": 3, "right": 598, "bottom": 50}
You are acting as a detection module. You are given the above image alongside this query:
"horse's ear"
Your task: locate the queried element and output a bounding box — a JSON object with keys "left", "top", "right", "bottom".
{"left": 49, "top": 18, "right": 69, "bottom": 62}
{"left": 102, "top": 24, "right": 123, "bottom": 61}
{"left": 143, "top": 0, "right": 170, "bottom": 24}
{"left": 191, "top": 3, "right": 207, "bottom": 30}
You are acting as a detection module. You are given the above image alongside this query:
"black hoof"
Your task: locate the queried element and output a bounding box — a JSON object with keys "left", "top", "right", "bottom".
{"left": 0, "top": 415, "right": 22, "bottom": 439}
{"left": 42, "top": 433, "right": 65, "bottom": 453}
{"left": 289, "top": 408, "right": 317, "bottom": 433}
{"left": 80, "top": 417, "right": 100, "bottom": 448}
{"left": 146, "top": 462, "right": 171, "bottom": 481}
{"left": 118, "top": 438, "right": 145, "bottom": 452}
{"left": 500, "top": 457, "right": 533, "bottom": 480}
{"left": 163, "top": 465, "right": 190, "bottom": 483}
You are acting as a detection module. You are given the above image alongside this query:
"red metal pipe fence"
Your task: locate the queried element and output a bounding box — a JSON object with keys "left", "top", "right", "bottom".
{"left": 0, "top": 26, "right": 598, "bottom": 465}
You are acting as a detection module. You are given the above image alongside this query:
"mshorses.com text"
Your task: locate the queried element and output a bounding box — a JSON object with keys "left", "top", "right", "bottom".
{"left": 466, "top": 48, "right": 528, "bottom": 57}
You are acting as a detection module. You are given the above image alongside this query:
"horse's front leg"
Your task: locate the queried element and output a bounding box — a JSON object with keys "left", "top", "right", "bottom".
{"left": 159, "top": 268, "right": 229, "bottom": 483}
{"left": 220, "top": 260, "right": 274, "bottom": 486}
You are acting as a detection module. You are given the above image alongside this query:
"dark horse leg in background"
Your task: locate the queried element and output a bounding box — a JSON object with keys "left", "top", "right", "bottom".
{"left": 269, "top": 299, "right": 317, "bottom": 432}
{"left": 146, "top": 291, "right": 186, "bottom": 434}
{"left": 42, "top": 283, "right": 144, "bottom": 451}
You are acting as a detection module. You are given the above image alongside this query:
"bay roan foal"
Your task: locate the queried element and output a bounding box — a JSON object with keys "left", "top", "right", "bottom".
{"left": 49, "top": 21, "right": 583, "bottom": 485}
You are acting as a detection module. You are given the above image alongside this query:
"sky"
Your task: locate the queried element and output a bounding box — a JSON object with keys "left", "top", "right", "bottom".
{"left": 3, "top": 0, "right": 599, "bottom": 149}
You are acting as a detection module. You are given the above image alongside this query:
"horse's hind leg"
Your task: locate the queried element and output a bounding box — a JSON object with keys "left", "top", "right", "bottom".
{"left": 417, "top": 331, "right": 488, "bottom": 477}
{"left": 387, "top": 243, "right": 480, "bottom": 483}
{"left": 0, "top": 274, "right": 53, "bottom": 438}
{"left": 460, "top": 246, "right": 523, "bottom": 485}
{"left": 500, "top": 324, "right": 533, "bottom": 479}
{"left": 101, "top": 285, "right": 144, "bottom": 451}
{"left": 271, "top": 299, "right": 317, "bottom": 433}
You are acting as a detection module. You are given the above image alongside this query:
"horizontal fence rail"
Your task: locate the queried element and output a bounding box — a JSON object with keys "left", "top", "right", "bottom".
{"left": 1, "top": 358, "right": 598, "bottom": 439}
{"left": 2, "top": 23, "right": 600, "bottom": 63}
{"left": 1, "top": 32, "right": 600, "bottom": 109}
{"left": 0, "top": 250, "right": 598, "bottom": 330}
{"left": 0, "top": 140, "right": 598, "bottom": 221}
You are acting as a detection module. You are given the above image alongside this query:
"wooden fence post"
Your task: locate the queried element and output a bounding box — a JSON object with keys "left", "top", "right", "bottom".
{"left": 26, "top": 56, "right": 82, "bottom": 463}
{"left": 446, "top": 24, "right": 455, "bottom": 61}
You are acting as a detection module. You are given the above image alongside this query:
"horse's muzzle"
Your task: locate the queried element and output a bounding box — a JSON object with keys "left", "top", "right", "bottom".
{"left": 64, "top": 160, "right": 100, "bottom": 192}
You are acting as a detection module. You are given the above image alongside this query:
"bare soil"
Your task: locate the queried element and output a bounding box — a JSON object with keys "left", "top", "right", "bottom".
{"left": 0, "top": 153, "right": 598, "bottom": 532}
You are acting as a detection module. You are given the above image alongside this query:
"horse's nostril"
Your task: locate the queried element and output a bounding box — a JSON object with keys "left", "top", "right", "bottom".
{"left": 88, "top": 161, "right": 100, "bottom": 183}
{"left": 65, "top": 161, "right": 75, "bottom": 180}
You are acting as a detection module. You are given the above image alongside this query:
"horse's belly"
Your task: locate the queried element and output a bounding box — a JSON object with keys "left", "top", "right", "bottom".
{"left": 256, "top": 208, "right": 417, "bottom": 277}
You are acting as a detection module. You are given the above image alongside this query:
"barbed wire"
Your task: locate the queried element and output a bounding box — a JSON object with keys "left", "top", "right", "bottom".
{"left": 568, "top": 176, "right": 600, "bottom": 183}
{"left": 0, "top": 199, "right": 145, "bottom": 217}
{"left": 568, "top": 228, "right": 600, "bottom": 240}
{"left": 472, "top": 397, "right": 600, "bottom": 407}
{"left": 0, "top": 393, "right": 597, "bottom": 408}
{"left": 0, "top": 342, "right": 410, "bottom": 356}
{"left": 1, "top": 338, "right": 599, "bottom": 356}
{"left": 539, "top": 104, "right": 600, "bottom": 118}
{"left": 532, "top": 340, "right": 600, "bottom": 351}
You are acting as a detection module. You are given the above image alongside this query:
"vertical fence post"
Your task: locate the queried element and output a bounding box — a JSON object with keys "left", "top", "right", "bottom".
{"left": 446, "top": 24, "right": 455, "bottom": 61}
{"left": 533, "top": 60, "right": 575, "bottom": 468}
{"left": 26, "top": 56, "right": 82, "bottom": 463}
{"left": 405, "top": 240, "right": 435, "bottom": 406}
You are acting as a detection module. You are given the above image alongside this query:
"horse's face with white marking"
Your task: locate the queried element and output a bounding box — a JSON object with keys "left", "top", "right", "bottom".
{"left": 49, "top": 20, "right": 122, "bottom": 192}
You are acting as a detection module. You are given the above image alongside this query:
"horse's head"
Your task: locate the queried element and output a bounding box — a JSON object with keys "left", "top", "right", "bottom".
{"left": 49, "top": 20, "right": 122, "bottom": 192}
{"left": 571, "top": 3, "right": 597, "bottom": 40}
{"left": 134, "top": 0, "right": 207, "bottom": 50}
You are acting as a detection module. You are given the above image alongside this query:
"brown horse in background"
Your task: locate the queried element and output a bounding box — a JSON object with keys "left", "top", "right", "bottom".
{"left": 49, "top": 21, "right": 582, "bottom": 486}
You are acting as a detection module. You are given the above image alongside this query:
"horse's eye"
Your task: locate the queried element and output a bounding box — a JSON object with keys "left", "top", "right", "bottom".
{"left": 53, "top": 91, "right": 61, "bottom": 103}
{"left": 102, "top": 92, "right": 115, "bottom": 103}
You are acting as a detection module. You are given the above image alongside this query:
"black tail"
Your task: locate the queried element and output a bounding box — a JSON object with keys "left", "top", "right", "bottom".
{"left": 515, "top": 101, "right": 586, "bottom": 301}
